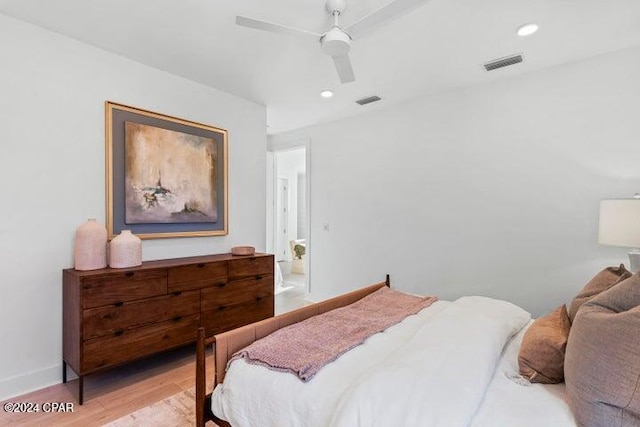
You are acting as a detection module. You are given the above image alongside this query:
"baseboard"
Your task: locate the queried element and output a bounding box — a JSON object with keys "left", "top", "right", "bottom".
{"left": 0, "top": 363, "right": 72, "bottom": 401}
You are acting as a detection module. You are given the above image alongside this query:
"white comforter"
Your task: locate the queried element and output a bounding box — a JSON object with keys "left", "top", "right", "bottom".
{"left": 212, "top": 297, "right": 530, "bottom": 427}
{"left": 211, "top": 296, "right": 531, "bottom": 427}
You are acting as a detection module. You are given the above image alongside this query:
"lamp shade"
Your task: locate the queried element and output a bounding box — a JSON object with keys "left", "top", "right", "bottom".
{"left": 599, "top": 199, "right": 640, "bottom": 248}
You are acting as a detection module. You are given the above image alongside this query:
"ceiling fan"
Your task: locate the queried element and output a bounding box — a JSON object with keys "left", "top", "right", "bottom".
{"left": 236, "top": 0, "right": 429, "bottom": 84}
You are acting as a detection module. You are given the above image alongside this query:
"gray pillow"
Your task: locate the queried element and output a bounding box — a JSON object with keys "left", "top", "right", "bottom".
{"left": 565, "top": 273, "right": 640, "bottom": 426}
{"left": 567, "top": 264, "right": 631, "bottom": 323}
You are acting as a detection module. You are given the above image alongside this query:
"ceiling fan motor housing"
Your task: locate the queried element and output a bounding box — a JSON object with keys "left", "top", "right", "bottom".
{"left": 321, "top": 27, "right": 352, "bottom": 56}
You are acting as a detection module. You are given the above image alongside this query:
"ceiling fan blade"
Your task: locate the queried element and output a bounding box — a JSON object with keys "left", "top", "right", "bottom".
{"left": 236, "top": 16, "right": 321, "bottom": 40}
{"left": 343, "top": 0, "right": 429, "bottom": 39}
{"left": 332, "top": 54, "right": 355, "bottom": 84}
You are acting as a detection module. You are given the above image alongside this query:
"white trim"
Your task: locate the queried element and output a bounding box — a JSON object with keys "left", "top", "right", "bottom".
{"left": 276, "top": 175, "right": 290, "bottom": 261}
{"left": 267, "top": 138, "right": 312, "bottom": 295}
{"left": 265, "top": 151, "right": 275, "bottom": 255}
{"left": 0, "top": 364, "right": 68, "bottom": 401}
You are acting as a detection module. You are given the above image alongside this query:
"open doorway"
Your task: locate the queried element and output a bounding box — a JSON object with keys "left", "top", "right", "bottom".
{"left": 266, "top": 145, "right": 309, "bottom": 312}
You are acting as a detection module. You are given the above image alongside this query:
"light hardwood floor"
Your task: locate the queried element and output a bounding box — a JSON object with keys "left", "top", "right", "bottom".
{"left": 0, "top": 289, "right": 308, "bottom": 426}
{"left": 0, "top": 344, "right": 214, "bottom": 426}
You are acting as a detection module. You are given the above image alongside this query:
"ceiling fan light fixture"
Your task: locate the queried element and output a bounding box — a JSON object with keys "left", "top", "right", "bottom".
{"left": 517, "top": 23, "right": 539, "bottom": 37}
{"left": 320, "top": 90, "right": 334, "bottom": 98}
{"left": 321, "top": 27, "right": 352, "bottom": 57}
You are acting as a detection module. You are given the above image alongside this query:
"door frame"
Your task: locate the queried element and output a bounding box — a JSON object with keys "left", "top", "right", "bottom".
{"left": 267, "top": 138, "right": 311, "bottom": 294}
{"left": 275, "top": 176, "right": 289, "bottom": 262}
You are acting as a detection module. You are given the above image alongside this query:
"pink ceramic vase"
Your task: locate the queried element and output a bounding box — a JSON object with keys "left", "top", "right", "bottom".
{"left": 109, "top": 230, "right": 142, "bottom": 268}
{"left": 74, "top": 218, "right": 108, "bottom": 271}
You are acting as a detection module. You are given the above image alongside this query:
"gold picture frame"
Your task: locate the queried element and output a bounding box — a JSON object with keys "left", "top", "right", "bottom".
{"left": 105, "top": 101, "right": 228, "bottom": 239}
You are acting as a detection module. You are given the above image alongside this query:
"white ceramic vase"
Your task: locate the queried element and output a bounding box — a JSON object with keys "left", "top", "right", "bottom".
{"left": 109, "top": 230, "right": 142, "bottom": 268}
{"left": 74, "top": 218, "right": 108, "bottom": 271}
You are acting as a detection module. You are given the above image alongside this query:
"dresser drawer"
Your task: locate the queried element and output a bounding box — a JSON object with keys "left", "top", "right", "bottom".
{"left": 167, "top": 262, "right": 228, "bottom": 292}
{"left": 83, "top": 290, "right": 200, "bottom": 340}
{"left": 201, "top": 295, "right": 273, "bottom": 336}
{"left": 201, "top": 275, "right": 273, "bottom": 311}
{"left": 228, "top": 256, "right": 273, "bottom": 280}
{"left": 82, "top": 314, "right": 199, "bottom": 373}
{"left": 82, "top": 270, "right": 167, "bottom": 309}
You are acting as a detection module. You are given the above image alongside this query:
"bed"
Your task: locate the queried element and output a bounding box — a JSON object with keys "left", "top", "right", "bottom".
{"left": 195, "top": 272, "right": 640, "bottom": 427}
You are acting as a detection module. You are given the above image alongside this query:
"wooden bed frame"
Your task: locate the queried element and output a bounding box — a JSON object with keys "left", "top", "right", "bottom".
{"left": 195, "top": 275, "right": 391, "bottom": 427}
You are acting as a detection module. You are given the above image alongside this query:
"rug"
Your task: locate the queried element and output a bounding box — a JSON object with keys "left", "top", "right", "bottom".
{"left": 105, "top": 388, "right": 214, "bottom": 427}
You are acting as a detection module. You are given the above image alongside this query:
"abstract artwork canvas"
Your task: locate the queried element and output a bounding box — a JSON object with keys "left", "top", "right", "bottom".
{"left": 106, "top": 102, "right": 227, "bottom": 239}
{"left": 124, "top": 122, "right": 218, "bottom": 224}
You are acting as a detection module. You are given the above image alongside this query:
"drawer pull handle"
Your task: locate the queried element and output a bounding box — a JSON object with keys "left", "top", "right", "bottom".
{"left": 256, "top": 275, "right": 263, "bottom": 280}
{"left": 216, "top": 282, "right": 226, "bottom": 288}
{"left": 197, "top": 263, "right": 206, "bottom": 268}
{"left": 256, "top": 296, "right": 263, "bottom": 302}
{"left": 125, "top": 272, "right": 134, "bottom": 277}
{"left": 218, "top": 306, "right": 226, "bottom": 311}
{"left": 172, "top": 291, "right": 182, "bottom": 296}
{"left": 114, "top": 301, "right": 124, "bottom": 307}
{"left": 114, "top": 330, "right": 124, "bottom": 336}
{"left": 172, "top": 316, "right": 182, "bottom": 322}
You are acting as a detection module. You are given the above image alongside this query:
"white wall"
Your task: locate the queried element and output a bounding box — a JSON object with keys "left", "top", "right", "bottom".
{"left": 0, "top": 14, "right": 266, "bottom": 400}
{"left": 270, "top": 45, "right": 640, "bottom": 316}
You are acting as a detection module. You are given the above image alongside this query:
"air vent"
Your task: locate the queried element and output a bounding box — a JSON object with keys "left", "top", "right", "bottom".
{"left": 484, "top": 54, "right": 523, "bottom": 71}
{"left": 355, "top": 95, "right": 382, "bottom": 106}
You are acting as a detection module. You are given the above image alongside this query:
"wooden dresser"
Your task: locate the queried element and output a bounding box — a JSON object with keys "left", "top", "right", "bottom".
{"left": 62, "top": 253, "right": 274, "bottom": 404}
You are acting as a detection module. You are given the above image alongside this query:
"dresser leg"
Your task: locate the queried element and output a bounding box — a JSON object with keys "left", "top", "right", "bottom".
{"left": 62, "top": 361, "right": 67, "bottom": 383}
{"left": 78, "top": 376, "right": 84, "bottom": 405}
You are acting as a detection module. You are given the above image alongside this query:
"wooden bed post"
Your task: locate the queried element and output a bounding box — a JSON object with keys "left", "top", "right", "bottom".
{"left": 385, "top": 274, "right": 390, "bottom": 287}
{"left": 196, "top": 327, "right": 206, "bottom": 427}
{"left": 196, "top": 327, "right": 229, "bottom": 427}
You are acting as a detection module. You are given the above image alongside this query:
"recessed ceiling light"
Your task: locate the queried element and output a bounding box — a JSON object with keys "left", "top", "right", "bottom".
{"left": 517, "top": 23, "right": 539, "bottom": 37}
{"left": 320, "top": 90, "right": 334, "bottom": 98}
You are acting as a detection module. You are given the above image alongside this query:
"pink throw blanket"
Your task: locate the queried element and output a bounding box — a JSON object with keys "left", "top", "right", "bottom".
{"left": 229, "top": 287, "right": 437, "bottom": 381}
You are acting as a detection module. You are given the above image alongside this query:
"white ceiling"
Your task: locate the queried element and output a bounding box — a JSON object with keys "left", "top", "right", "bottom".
{"left": 1, "top": 0, "right": 640, "bottom": 134}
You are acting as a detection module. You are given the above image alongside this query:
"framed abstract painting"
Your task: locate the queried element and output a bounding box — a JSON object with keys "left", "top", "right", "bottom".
{"left": 105, "top": 101, "right": 228, "bottom": 239}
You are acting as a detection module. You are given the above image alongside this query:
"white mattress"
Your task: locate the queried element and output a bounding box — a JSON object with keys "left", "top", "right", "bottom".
{"left": 211, "top": 299, "right": 576, "bottom": 427}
